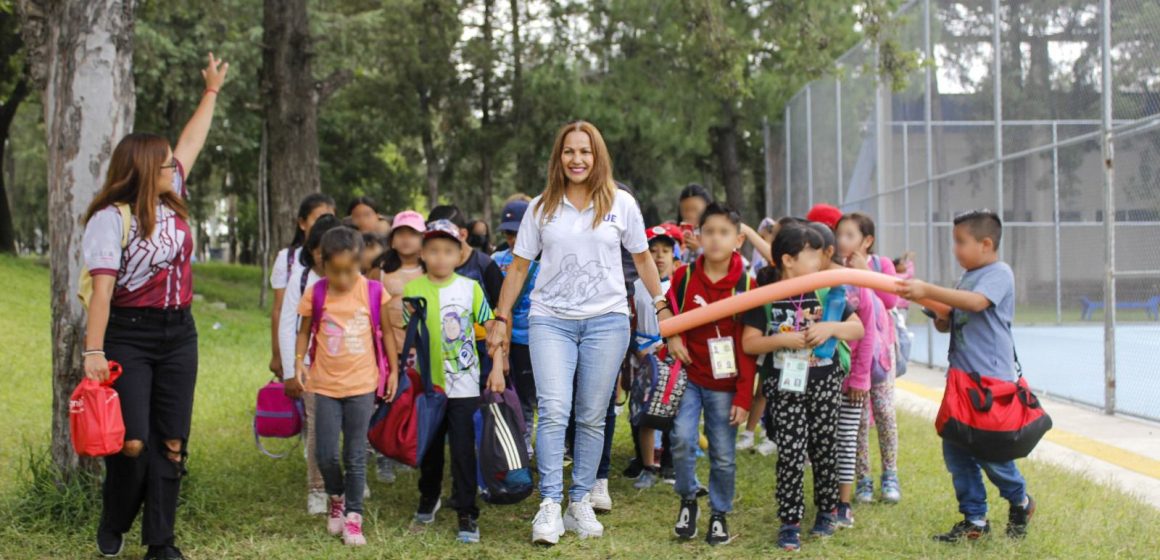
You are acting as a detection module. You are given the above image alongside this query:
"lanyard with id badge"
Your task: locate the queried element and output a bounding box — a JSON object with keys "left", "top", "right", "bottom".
{"left": 692, "top": 294, "right": 737, "bottom": 380}
{"left": 777, "top": 294, "right": 810, "bottom": 394}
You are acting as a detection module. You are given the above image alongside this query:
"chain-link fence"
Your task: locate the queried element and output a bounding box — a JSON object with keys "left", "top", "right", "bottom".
{"left": 764, "top": 0, "right": 1160, "bottom": 420}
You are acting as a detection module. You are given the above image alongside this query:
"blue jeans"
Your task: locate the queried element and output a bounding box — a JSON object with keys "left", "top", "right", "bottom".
{"left": 942, "top": 439, "right": 1026, "bottom": 521}
{"left": 672, "top": 382, "right": 737, "bottom": 514}
{"left": 530, "top": 312, "right": 631, "bottom": 502}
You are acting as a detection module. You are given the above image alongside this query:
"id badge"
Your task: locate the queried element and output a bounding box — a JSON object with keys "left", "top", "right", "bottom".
{"left": 708, "top": 336, "right": 737, "bottom": 379}
{"left": 778, "top": 351, "right": 809, "bottom": 393}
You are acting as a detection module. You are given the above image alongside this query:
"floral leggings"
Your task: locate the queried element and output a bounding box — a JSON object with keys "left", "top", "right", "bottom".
{"left": 856, "top": 367, "right": 899, "bottom": 479}
{"left": 766, "top": 371, "right": 843, "bottom": 525}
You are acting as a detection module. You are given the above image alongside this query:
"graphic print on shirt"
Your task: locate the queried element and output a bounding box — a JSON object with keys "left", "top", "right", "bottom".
{"left": 769, "top": 301, "right": 826, "bottom": 368}
{"left": 320, "top": 306, "right": 371, "bottom": 357}
{"left": 440, "top": 303, "right": 477, "bottom": 392}
{"left": 536, "top": 253, "right": 611, "bottom": 310}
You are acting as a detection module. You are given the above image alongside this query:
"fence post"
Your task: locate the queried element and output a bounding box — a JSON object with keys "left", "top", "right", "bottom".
{"left": 836, "top": 78, "right": 844, "bottom": 205}
{"left": 992, "top": 0, "right": 1004, "bottom": 260}
{"left": 923, "top": 0, "right": 935, "bottom": 366}
{"left": 785, "top": 105, "right": 792, "bottom": 215}
{"left": 1052, "top": 122, "right": 1062, "bottom": 324}
{"left": 763, "top": 117, "right": 774, "bottom": 220}
{"left": 1100, "top": 0, "right": 1116, "bottom": 415}
{"left": 806, "top": 84, "right": 814, "bottom": 208}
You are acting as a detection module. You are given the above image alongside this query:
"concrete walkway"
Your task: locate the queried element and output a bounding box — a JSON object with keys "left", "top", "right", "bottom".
{"left": 896, "top": 364, "right": 1160, "bottom": 509}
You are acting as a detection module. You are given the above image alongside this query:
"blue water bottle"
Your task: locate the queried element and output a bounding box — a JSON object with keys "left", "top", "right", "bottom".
{"left": 813, "top": 284, "right": 847, "bottom": 359}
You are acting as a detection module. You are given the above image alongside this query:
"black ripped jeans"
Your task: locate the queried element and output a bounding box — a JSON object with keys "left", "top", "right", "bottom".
{"left": 100, "top": 306, "right": 198, "bottom": 547}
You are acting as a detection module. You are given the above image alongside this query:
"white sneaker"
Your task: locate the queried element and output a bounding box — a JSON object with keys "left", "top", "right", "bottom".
{"left": 755, "top": 438, "right": 778, "bottom": 456}
{"left": 564, "top": 494, "right": 604, "bottom": 539}
{"left": 531, "top": 498, "right": 565, "bottom": 545}
{"left": 736, "top": 430, "right": 755, "bottom": 451}
{"left": 307, "top": 490, "right": 328, "bottom": 515}
{"left": 590, "top": 478, "right": 612, "bottom": 513}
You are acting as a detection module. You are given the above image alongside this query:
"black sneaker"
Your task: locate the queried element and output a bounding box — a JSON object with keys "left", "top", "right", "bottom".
{"left": 622, "top": 457, "right": 644, "bottom": 479}
{"left": 705, "top": 512, "right": 732, "bottom": 546}
{"left": 456, "top": 514, "right": 480, "bottom": 544}
{"left": 1007, "top": 494, "right": 1036, "bottom": 539}
{"left": 933, "top": 520, "right": 991, "bottom": 543}
{"left": 96, "top": 527, "right": 124, "bottom": 557}
{"left": 673, "top": 498, "right": 699, "bottom": 539}
{"left": 144, "top": 545, "right": 185, "bottom": 560}
{"left": 661, "top": 466, "right": 676, "bottom": 485}
{"left": 695, "top": 486, "right": 709, "bottom": 498}
{"left": 414, "top": 495, "right": 441, "bottom": 525}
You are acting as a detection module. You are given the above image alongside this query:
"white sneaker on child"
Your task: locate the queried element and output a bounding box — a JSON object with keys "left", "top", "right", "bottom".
{"left": 307, "top": 490, "right": 328, "bottom": 516}
{"left": 736, "top": 430, "right": 755, "bottom": 451}
{"left": 564, "top": 494, "right": 604, "bottom": 539}
{"left": 589, "top": 478, "right": 612, "bottom": 513}
{"left": 531, "top": 498, "right": 565, "bottom": 545}
{"left": 756, "top": 438, "right": 778, "bottom": 456}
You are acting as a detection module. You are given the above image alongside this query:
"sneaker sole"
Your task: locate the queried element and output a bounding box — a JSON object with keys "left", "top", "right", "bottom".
{"left": 564, "top": 519, "right": 604, "bottom": 539}
{"left": 98, "top": 537, "right": 125, "bottom": 558}
{"left": 457, "top": 532, "right": 481, "bottom": 544}
{"left": 532, "top": 531, "right": 563, "bottom": 546}
{"left": 414, "top": 499, "right": 441, "bottom": 525}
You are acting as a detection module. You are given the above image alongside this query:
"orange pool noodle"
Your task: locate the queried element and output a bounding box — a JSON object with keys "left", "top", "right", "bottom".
{"left": 659, "top": 268, "right": 950, "bottom": 338}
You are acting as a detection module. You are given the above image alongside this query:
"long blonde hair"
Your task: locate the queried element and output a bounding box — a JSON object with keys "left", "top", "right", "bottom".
{"left": 535, "top": 121, "right": 616, "bottom": 229}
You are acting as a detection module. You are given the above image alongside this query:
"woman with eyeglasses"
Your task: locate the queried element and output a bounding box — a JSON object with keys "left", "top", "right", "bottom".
{"left": 80, "top": 53, "right": 228, "bottom": 560}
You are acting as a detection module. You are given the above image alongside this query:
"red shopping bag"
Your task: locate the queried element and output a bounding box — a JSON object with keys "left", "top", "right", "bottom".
{"left": 69, "top": 361, "right": 126, "bottom": 457}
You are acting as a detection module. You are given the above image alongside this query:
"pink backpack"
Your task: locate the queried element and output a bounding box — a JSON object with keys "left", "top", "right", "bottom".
{"left": 309, "top": 278, "right": 392, "bottom": 398}
{"left": 254, "top": 381, "right": 305, "bottom": 458}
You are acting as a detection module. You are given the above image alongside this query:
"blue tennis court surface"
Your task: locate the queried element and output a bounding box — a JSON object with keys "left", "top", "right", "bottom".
{"left": 911, "top": 324, "right": 1160, "bottom": 420}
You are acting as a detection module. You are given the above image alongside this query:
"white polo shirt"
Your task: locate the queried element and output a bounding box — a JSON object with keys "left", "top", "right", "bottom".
{"left": 514, "top": 188, "right": 649, "bottom": 320}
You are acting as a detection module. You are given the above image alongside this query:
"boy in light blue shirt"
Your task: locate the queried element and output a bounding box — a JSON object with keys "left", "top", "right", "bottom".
{"left": 897, "top": 209, "right": 1035, "bottom": 543}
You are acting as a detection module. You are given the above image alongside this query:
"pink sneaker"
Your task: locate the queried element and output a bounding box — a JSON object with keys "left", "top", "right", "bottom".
{"left": 327, "top": 496, "right": 345, "bottom": 535}
{"left": 343, "top": 512, "right": 366, "bottom": 546}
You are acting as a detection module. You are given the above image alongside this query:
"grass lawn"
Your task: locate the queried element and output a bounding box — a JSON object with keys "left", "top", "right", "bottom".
{"left": 1, "top": 254, "right": 1158, "bottom": 559}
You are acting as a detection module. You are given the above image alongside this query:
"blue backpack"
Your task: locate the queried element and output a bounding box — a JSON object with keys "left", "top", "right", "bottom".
{"left": 474, "top": 385, "right": 533, "bottom": 505}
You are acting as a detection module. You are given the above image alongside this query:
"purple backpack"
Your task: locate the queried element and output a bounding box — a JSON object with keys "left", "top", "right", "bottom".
{"left": 254, "top": 381, "right": 305, "bottom": 458}
{"left": 309, "top": 278, "right": 393, "bottom": 398}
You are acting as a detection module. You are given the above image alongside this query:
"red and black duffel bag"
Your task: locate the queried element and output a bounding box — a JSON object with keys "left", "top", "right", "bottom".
{"left": 935, "top": 363, "right": 1052, "bottom": 463}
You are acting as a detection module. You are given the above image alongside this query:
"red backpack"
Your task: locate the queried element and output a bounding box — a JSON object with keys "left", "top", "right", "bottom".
{"left": 70, "top": 361, "right": 126, "bottom": 457}
{"left": 935, "top": 355, "right": 1052, "bottom": 463}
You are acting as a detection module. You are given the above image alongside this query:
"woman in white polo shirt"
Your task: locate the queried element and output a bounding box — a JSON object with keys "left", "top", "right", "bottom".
{"left": 489, "top": 121, "right": 668, "bottom": 545}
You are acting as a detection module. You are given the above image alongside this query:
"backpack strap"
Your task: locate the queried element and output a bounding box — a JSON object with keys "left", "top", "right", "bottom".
{"left": 285, "top": 246, "right": 296, "bottom": 283}
{"left": 114, "top": 203, "right": 132, "bottom": 248}
{"left": 673, "top": 261, "right": 696, "bottom": 314}
{"left": 401, "top": 296, "right": 435, "bottom": 394}
{"left": 300, "top": 266, "right": 310, "bottom": 294}
{"left": 307, "top": 278, "right": 329, "bottom": 365}
{"left": 367, "top": 280, "right": 392, "bottom": 399}
{"left": 868, "top": 255, "right": 882, "bottom": 273}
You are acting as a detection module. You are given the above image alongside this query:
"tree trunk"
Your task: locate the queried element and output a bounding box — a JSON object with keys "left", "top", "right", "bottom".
{"left": 419, "top": 87, "right": 439, "bottom": 209}
{"left": 0, "top": 77, "right": 29, "bottom": 254}
{"left": 17, "top": 0, "right": 137, "bottom": 477}
{"left": 714, "top": 100, "right": 744, "bottom": 212}
{"left": 262, "top": 0, "right": 321, "bottom": 253}
{"left": 478, "top": 0, "right": 495, "bottom": 223}
{"left": 509, "top": 0, "right": 537, "bottom": 196}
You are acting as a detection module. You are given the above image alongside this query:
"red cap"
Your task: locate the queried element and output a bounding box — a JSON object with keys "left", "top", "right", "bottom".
{"left": 806, "top": 204, "right": 843, "bottom": 230}
{"left": 646, "top": 223, "right": 683, "bottom": 245}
